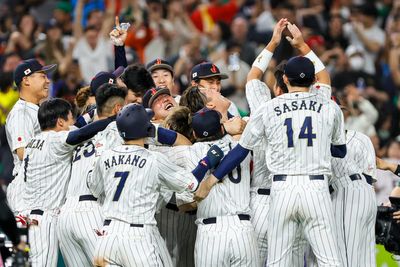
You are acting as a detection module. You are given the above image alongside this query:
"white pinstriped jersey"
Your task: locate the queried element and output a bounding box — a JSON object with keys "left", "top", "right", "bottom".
{"left": 160, "top": 135, "right": 252, "bottom": 219}
{"left": 244, "top": 80, "right": 332, "bottom": 187}
{"left": 6, "top": 99, "right": 41, "bottom": 176}
{"left": 245, "top": 79, "right": 271, "bottom": 189}
{"left": 240, "top": 92, "right": 346, "bottom": 175}
{"left": 23, "top": 131, "right": 76, "bottom": 210}
{"left": 331, "top": 130, "right": 376, "bottom": 179}
{"left": 88, "top": 145, "right": 198, "bottom": 225}
{"left": 65, "top": 139, "right": 97, "bottom": 199}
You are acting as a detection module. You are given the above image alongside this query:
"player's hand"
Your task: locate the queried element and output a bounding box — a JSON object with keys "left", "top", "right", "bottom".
{"left": 270, "top": 18, "right": 288, "bottom": 46}
{"left": 194, "top": 175, "right": 218, "bottom": 202}
{"left": 205, "top": 145, "right": 224, "bottom": 169}
{"left": 376, "top": 157, "right": 397, "bottom": 172}
{"left": 109, "top": 16, "right": 129, "bottom": 46}
{"left": 223, "top": 117, "right": 246, "bottom": 136}
{"left": 285, "top": 22, "right": 306, "bottom": 49}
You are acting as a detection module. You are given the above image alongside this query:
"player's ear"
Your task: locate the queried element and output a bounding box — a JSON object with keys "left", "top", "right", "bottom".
{"left": 283, "top": 74, "right": 289, "bottom": 86}
{"left": 22, "top": 76, "right": 30, "bottom": 87}
{"left": 56, "top": 117, "right": 65, "bottom": 129}
{"left": 112, "top": 103, "right": 123, "bottom": 115}
{"left": 206, "top": 102, "right": 215, "bottom": 110}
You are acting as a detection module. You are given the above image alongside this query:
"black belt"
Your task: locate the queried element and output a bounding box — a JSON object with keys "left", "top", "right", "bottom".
{"left": 165, "top": 203, "right": 179, "bottom": 211}
{"left": 257, "top": 188, "right": 270, "bottom": 195}
{"left": 166, "top": 203, "right": 197, "bottom": 215}
{"left": 363, "top": 173, "right": 373, "bottom": 185}
{"left": 31, "top": 209, "right": 44, "bottom": 215}
{"left": 202, "top": 214, "right": 250, "bottom": 225}
{"left": 329, "top": 185, "right": 334, "bottom": 194}
{"left": 349, "top": 174, "right": 362, "bottom": 181}
{"left": 103, "top": 219, "right": 143, "bottom": 228}
{"left": 79, "top": 195, "right": 97, "bottom": 201}
{"left": 329, "top": 173, "right": 371, "bottom": 194}
{"left": 273, "top": 175, "right": 324, "bottom": 182}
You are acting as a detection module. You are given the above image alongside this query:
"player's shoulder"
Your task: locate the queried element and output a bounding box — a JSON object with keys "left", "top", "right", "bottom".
{"left": 348, "top": 130, "right": 372, "bottom": 145}
{"left": 245, "top": 79, "right": 270, "bottom": 91}
{"left": 6, "top": 99, "right": 38, "bottom": 123}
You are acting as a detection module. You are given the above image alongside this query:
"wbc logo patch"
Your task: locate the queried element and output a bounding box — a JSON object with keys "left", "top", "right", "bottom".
{"left": 24, "top": 69, "right": 31, "bottom": 75}
{"left": 108, "top": 78, "right": 114, "bottom": 84}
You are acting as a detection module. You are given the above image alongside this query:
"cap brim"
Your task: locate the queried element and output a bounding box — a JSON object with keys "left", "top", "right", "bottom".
{"left": 145, "top": 108, "right": 155, "bottom": 120}
{"left": 198, "top": 73, "right": 229, "bottom": 80}
{"left": 148, "top": 64, "right": 174, "bottom": 74}
{"left": 113, "top": 66, "right": 125, "bottom": 78}
{"left": 41, "top": 64, "right": 57, "bottom": 74}
{"left": 147, "top": 123, "right": 156, "bottom": 138}
{"left": 149, "top": 88, "right": 171, "bottom": 108}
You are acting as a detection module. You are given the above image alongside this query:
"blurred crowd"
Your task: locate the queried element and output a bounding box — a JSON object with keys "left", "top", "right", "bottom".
{"left": 0, "top": 0, "right": 400, "bottom": 202}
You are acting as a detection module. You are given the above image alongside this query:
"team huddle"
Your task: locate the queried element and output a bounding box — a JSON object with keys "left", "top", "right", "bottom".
{"left": 5, "top": 18, "right": 379, "bottom": 267}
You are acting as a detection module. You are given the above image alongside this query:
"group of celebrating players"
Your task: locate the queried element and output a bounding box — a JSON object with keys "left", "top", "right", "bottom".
{"left": 4, "top": 17, "right": 400, "bottom": 267}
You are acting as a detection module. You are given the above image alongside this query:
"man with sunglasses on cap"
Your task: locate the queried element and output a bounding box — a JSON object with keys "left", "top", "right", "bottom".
{"left": 5, "top": 58, "right": 56, "bottom": 214}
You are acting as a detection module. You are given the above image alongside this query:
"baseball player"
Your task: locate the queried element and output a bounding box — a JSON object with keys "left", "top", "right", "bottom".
{"left": 23, "top": 98, "right": 115, "bottom": 267}
{"left": 197, "top": 55, "right": 347, "bottom": 266}
{"left": 190, "top": 62, "right": 240, "bottom": 117}
{"left": 244, "top": 18, "right": 287, "bottom": 266}
{"left": 88, "top": 103, "right": 223, "bottom": 267}
{"left": 329, "top": 126, "right": 377, "bottom": 267}
{"left": 281, "top": 23, "right": 377, "bottom": 267}
{"left": 147, "top": 58, "right": 177, "bottom": 95}
{"left": 158, "top": 108, "right": 259, "bottom": 267}
{"left": 5, "top": 59, "right": 56, "bottom": 213}
{"left": 57, "top": 84, "right": 127, "bottom": 267}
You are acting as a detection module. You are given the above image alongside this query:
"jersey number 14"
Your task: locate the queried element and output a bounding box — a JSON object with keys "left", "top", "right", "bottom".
{"left": 284, "top": 116, "right": 316, "bottom": 147}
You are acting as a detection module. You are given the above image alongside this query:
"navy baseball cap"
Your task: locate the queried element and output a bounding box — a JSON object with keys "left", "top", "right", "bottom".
{"left": 192, "top": 108, "right": 222, "bottom": 138}
{"left": 190, "top": 62, "right": 228, "bottom": 81}
{"left": 146, "top": 58, "right": 174, "bottom": 75}
{"left": 116, "top": 103, "right": 156, "bottom": 140}
{"left": 284, "top": 56, "right": 315, "bottom": 86}
{"left": 142, "top": 87, "right": 171, "bottom": 108}
{"left": 14, "top": 59, "right": 57, "bottom": 86}
{"left": 89, "top": 66, "right": 125, "bottom": 96}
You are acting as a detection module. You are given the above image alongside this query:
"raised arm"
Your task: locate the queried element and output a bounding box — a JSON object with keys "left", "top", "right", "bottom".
{"left": 110, "top": 16, "right": 129, "bottom": 68}
{"left": 73, "top": 0, "right": 84, "bottom": 40}
{"left": 285, "top": 22, "right": 330, "bottom": 86}
{"left": 247, "top": 18, "right": 288, "bottom": 82}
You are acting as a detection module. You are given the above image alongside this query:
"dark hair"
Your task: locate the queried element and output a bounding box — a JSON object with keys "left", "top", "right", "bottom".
{"left": 75, "top": 86, "right": 91, "bottom": 113}
{"left": 84, "top": 25, "right": 98, "bottom": 33}
{"left": 287, "top": 78, "right": 315, "bottom": 88}
{"left": 38, "top": 98, "right": 72, "bottom": 130}
{"left": 216, "top": 21, "right": 231, "bottom": 41}
{"left": 195, "top": 128, "right": 224, "bottom": 143}
{"left": 120, "top": 64, "right": 155, "bottom": 96}
{"left": 95, "top": 84, "right": 127, "bottom": 115}
{"left": 225, "top": 39, "right": 241, "bottom": 52}
{"left": 162, "top": 106, "right": 194, "bottom": 142}
{"left": 274, "top": 61, "right": 288, "bottom": 94}
{"left": 180, "top": 86, "right": 208, "bottom": 113}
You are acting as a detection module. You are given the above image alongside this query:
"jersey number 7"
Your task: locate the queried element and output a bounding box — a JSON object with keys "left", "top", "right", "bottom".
{"left": 284, "top": 116, "right": 316, "bottom": 147}
{"left": 113, "top": 171, "right": 129, "bottom": 201}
